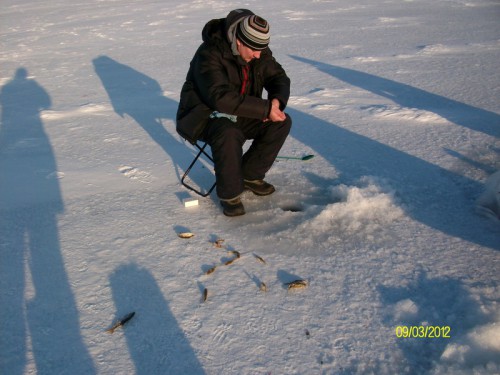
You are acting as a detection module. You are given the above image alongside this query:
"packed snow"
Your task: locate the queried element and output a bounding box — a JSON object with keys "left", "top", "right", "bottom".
{"left": 1, "top": 0, "right": 499, "bottom": 374}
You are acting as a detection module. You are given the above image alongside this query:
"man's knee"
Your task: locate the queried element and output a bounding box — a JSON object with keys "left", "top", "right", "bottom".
{"left": 269, "top": 114, "right": 292, "bottom": 138}
{"left": 206, "top": 119, "right": 245, "bottom": 148}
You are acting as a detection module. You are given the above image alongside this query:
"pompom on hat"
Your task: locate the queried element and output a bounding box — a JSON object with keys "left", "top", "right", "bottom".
{"left": 236, "top": 15, "right": 270, "bottom": 50}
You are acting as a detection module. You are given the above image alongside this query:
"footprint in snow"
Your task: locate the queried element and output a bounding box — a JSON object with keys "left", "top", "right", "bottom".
{"left": 119, "top": 165, "right": 154, "bottom": 183}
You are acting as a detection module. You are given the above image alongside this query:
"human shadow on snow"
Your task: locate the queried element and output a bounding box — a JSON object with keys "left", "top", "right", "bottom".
{"left": 93, "top": 56, "right": 214, "bottom": 196}
{"left": 0, "top": 68, "right": 95, "bottom": 374}
{"left": 290, "top": 55, "right": 500, "bottom": 138}
{"left": 109, "top": 263, "right": 205, "bottom": 374}
{"left": 287, "top": 56, "right": 499, "bottom": 250}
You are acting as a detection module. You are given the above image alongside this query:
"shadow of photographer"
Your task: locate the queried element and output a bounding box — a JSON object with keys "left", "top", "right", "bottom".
{"left": 0, "top": 68, "right": 95, "bottom": 374}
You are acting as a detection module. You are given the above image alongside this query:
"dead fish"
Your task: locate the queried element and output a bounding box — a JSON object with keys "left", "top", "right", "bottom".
{"left": 229, "top": 250, "right": 241, "bottom": 259}
{"left": 285, "top": 279, "right": 308, "bottom": 290}
{"left": 205, "top": 266, "right": 216, "bottom": 275}
{"left": 202, "top": 288, "right": 208, "bottom": 302}
{"left": 213, "top": 239, "right": 225, "bottom": 248}
{"left": 178, "top": 232, "right": 194, "bottom": 239}
{"left": 254, "top": 253, "right": 266, "bottom": 264}
{"left": 224, "top": 258, "right": 236, "bottom": 266}
{"left": 259, "top": 282, "right": 267, "bottom": 292}
{"left": 106, "top": 312, "right": 135, "bottom": 334}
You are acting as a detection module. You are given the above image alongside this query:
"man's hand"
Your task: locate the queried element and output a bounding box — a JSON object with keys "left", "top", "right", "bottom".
{"left": 265, "top": 98, "right": 286, "bottom": 122}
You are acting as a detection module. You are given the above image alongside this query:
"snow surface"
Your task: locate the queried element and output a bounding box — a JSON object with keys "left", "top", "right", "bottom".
{"left": 1, "top": 0, "right": 499, "bottom": 374}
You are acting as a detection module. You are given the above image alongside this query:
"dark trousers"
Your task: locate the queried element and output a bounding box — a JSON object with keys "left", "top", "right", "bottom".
{"left": 203, "top": 114, "right": 292, "bottom": 200}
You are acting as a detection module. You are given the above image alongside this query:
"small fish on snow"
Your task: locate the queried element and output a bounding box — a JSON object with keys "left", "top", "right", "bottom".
{"left": 285, "top": 279, "right": 308, "bottom": 290}
{"left": 254, "top": 253, "right": 266, "bottom": 264}
{"left": 260, "top": 282, "right": 267, "bottom": 292}
{"left": 106, "top": 312, "right": 135, "bottom": 334}
{"left": 205, "top": 266, "right": 216, "bottom": 275}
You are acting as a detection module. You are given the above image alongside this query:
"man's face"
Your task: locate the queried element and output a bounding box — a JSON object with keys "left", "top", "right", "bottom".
{"left": 237, "top": 40, "right": 262, "bottom": 62}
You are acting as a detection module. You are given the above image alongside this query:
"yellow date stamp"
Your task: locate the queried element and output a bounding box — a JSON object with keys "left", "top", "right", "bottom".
{"left": 395, "top": 325, "right": 451, "bottom": 338}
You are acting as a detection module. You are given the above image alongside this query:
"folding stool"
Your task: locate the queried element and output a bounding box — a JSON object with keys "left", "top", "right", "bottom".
{"left": 180, "top": 141, "right": 216, "bottom": 197}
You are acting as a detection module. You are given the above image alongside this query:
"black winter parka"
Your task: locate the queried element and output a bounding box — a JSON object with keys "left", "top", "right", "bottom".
{"left": 176, "top": 9, "right": 291, "bottom": 144}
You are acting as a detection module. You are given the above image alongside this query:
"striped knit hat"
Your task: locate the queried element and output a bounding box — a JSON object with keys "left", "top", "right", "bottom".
{"left": 236, "top": 15, "right": 270, "bottom": 50}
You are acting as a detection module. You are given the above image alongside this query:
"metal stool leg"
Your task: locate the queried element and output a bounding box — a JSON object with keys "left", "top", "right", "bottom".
{"left": 181, "top": 142, "right": 216, "bottom": 197}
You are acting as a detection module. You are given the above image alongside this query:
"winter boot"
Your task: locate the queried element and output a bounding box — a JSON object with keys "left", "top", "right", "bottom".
{"left": 244, "top": 179, "right": 275, "bottom": 196}
{"left": 220, "top": 197, "right": 245, "bottom": 217}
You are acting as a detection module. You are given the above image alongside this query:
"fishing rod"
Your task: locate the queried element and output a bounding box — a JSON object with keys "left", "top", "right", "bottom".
{"left": 276, "top": 154, "right": 315, "bottom": 161}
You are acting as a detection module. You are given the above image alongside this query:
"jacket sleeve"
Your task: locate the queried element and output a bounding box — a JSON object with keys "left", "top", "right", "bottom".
{"left": 192, "top": 46, "right": 270, "bottom": 120}
{"left": 261, "top": 54, "right": 291, "bottom": 111}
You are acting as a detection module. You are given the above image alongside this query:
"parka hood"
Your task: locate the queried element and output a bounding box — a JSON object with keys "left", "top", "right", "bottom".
{"left": 201, "top": 9, "right": 255, "bottom": 56}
